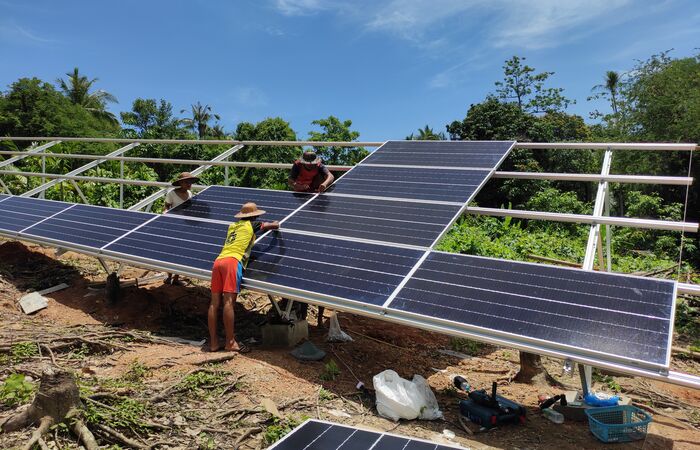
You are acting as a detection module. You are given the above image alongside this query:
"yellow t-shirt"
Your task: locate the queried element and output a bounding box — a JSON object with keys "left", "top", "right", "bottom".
{"left": 216, "top": 220, "right": 261, "bottom": 266}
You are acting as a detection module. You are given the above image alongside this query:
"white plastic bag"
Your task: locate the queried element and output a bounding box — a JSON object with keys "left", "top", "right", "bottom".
{"left": 373, "top": 370, "right": 443, "bottom": 421}
{"left": 326, "top": 311, "right": 353, "bottom": 342}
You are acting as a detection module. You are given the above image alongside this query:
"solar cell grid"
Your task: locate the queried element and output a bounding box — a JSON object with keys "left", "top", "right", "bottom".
{"left": 387, "top": 251, "right": 675, "bottom": 368}
{"left": 0, "top": 196, "right": 72, "bottom": 233}
{"left": 282, "top": 195, "right": 459, "bottom": 248}
{"left": 22, "top": 204, "right": 156, "bottom": 249}
{"left": 0, "top": 194, "right": 9, "bottom": 203}
{"left": 268, "top": 420, "right": 462, "bottom": 450}
{"left": 169, "top": 185, "right": 312, "bottom": 222}
{"left": 329, "top": 166, "right": 486, "bottom": 203}
{"left": 245, "top": 232, "right": 423, "bottom": 307}
{"left": 361, "top": 140, "right": 514, "bottom": 169}
{"left": 103, "top": 215, "right": 229, "bottom": 272}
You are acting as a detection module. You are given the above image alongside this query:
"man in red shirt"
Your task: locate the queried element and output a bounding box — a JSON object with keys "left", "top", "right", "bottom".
{"left": 288, "top": 151, "right": 334, "bottom": 193}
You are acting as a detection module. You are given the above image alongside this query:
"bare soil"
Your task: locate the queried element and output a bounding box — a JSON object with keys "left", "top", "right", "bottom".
{"left": 1, "top": 239, "right": 699, "bottom": 449}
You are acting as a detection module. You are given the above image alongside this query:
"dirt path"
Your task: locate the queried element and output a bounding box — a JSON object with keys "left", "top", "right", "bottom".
{"left": 1, "top": 240, "right": 699, "bottom": 449}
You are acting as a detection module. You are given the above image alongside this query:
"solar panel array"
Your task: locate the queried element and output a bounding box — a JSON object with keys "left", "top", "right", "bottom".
{"left": 268, "top": 419, "right": 461, "bottom": 450}
{"left": 0, "top": 140, "right": 679, "bottom": 375}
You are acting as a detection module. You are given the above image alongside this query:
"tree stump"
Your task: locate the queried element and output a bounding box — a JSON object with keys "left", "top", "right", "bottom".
{"left": 1, "top": 368, "right": 96, "bottom": 450}
{"left": 514, "top": 352, "right": 560, "bottom": 386}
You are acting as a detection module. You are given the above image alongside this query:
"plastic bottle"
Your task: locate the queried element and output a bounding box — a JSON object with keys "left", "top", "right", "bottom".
{"left": 542, "top": 407, "right": 564, "bottom": 424}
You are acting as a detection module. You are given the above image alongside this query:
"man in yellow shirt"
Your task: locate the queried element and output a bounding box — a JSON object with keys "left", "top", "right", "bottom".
{"left": 209, "top": 202, "right": 279, "bottom": 352}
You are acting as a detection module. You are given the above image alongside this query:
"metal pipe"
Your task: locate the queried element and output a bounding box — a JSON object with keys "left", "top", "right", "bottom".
{"left": 2, "top": 136, "right": 383, "bottom": 147}
{"left": 515, "top": 142, "right": 697, "bottom": 151}
{"left": 3, "top": 137, "right": 697, "bottom": 150}
{"left": 464, "top": 206, "right": 699, "bottom": 232}
{"left": 583, "top": 149, "right": 613, "bottom": 269}
{"left": 491, "top": 171, "right": 694, "bottom": 186}
{"left": 0, "top": 140, "right": 61, "bottom": 168}
{"left": 0, "top": 151, "right": 353, "bottom": 171}
{"left": 2, "top": 152, "right": 693, "bottom": 184}
{"left": 678, "top": 283, "right": 700, "bottom": 296}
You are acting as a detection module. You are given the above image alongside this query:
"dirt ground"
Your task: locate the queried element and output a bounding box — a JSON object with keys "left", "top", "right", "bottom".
{"left": 1, "top": 239, "right": 699, "bottom": 449}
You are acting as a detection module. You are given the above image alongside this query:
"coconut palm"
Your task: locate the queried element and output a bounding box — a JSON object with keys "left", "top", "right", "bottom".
{"left": 56, "top": 67, "right": 118, "bottom": 121}
{"left": 604, "top": 71, "right": 620, "bottom": 115}
{"left": 407, "top": 125, "right": 446, "bottom": 140}
{"left": 180, "top": 102, "right": 221, "bottom": 138}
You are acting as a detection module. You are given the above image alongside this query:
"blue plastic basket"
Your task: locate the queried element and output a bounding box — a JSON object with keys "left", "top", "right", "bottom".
{"left": 585, "top": 405, "right": 652, "bottom": 443}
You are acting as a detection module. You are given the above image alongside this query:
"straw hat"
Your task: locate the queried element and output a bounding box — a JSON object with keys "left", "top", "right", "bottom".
{"left": 235, "top": 202, "right": 266, "bottom": 218}
{"left": 300, "top": 151, "right": 320, "bottom": 164}
{"left": 172, "top": 172, "right": 200, "bottom": 186}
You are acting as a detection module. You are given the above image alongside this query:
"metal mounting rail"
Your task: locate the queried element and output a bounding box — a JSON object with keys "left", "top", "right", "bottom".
{"left": 464, "top": 206, "right": 699, "bottom": 233}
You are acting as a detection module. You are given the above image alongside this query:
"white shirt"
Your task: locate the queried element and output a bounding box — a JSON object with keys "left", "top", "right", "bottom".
{"left": 164, "top": 189, "right": 192, "bottom": 210}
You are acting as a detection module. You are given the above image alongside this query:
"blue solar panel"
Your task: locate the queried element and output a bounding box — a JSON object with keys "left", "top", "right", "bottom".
{"left": 330, "top": 166, "right": 488, "bottom": 202}
{"left": 282, "top": 195, "right": 459, "bottom": 247}
{"left": 169, "top": 186, "right": 312, "bottom": 222}
{"left": 268, "top": 420, "right": 461, "bottom": 450}
{"left": 23, "top": 204, "right": 156, "bottom": 249}
{"left": 387, "top": 251, "right": 675, "bottom": 368}
{"left": 103, "top": 215, "right": 228, "bottom": 272}
{"left": 0, "top": 196, "right": 72, "bottom": 233}
{"left": 0, "top": 194, "right": 9, "bottom": 203}
{"left": 362, "top": 140, "right": 514, "bottom": 168}
{"left": 245, "top": 232, "right": 423, "bottom": 307}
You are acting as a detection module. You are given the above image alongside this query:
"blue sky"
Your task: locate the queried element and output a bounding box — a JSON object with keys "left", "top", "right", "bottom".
{"left": 1, "top": 0, "right": 699, "bottom": 141}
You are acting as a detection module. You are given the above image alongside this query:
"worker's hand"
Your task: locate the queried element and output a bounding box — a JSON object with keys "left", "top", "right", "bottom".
{"left": 293, "top": 182, "right": 309, "bottom": 192}
{"left": 317, "top": 183, "right": 327, "bottom": 193}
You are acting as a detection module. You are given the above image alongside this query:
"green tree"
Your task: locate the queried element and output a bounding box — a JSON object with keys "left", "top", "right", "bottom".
{"left": 494, "top": 56, "right": 573, "bottom": 114}
{"left": 180, "top": 102, "right": 220, "bottom": 139}
{"left": 56, "top": 67, "right": 118, "bottom": 122}
{"left": 308, "top": 115, "right": 366, "bottom": 165}
{"left": 232, "top": 117, "right": 300, "bottom": 188}
{"left": 0, "top": 78, "right": 118, "bottom": 139}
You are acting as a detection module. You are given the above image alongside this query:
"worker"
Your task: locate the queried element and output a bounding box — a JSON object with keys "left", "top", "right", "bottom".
{"left": 209, "top": 202, "right": 279, "bottom": 352}
{"left": 288, "top": 150, "right": 334, "bottom": 193}
{"left": 163, "top": 172, "right": 199, "bottom": 285}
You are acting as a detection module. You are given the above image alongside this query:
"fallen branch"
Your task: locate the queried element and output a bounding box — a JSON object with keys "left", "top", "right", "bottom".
{"left": 233, "top": 427, "right": 262, "bottom": 450}
{"left": 193, "top": 354, "right": 236, "bottom": 366}
{"left": 94, "top": 423, "right": 148, "bottom": 449}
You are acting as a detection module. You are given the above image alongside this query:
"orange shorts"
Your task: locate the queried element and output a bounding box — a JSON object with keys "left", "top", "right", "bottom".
{"left": 211, "top": 257, "right": 243, "bottom": 294}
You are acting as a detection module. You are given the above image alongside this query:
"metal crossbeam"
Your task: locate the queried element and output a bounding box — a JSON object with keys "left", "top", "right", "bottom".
{"left": 20, "top": 143, "right": 140, "bottom": 198}
{"left": 0, "top": 140, "right": 61, "bottom": 169}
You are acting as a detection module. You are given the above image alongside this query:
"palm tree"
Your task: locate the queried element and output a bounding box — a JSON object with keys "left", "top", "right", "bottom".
{"left": 209, "top": 123, "right": 227, "bottom": 139}
{"left": 56, "top": 67, "right": 118, "bottom": 121}
{"left": 410, "top": 125, "right": 446, "bottom": 140}
{"left": 604, "top": 71, "right": 620, "bottom": 115}
{"left": 180, "top": 102, "right": 220, "bottom": 138}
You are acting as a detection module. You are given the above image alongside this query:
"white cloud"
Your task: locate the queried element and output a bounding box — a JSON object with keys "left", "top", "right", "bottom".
{"left": 232, "top": 87, "right": 268, "bottom": 108}
{"left": 273, "top": 0, "right": 329, "bottom": 16}
{"left": 0, "top": 22, "right": 55, "bottom": 44}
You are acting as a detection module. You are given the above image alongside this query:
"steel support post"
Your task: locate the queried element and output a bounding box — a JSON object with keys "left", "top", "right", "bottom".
{"left": 0, "top": 178, "right": 11, "bottom": 194}
{"left": 40, "top": 154, "right": 46, "bottom": 199}
{"left": 120, "top": 159, "right": 124, "bottom": 209}
{"left": 69, "top": 180, "right": 89, "bottom": 204}
{"left": 579, "top": 147, "right": 614, "bottom": 393}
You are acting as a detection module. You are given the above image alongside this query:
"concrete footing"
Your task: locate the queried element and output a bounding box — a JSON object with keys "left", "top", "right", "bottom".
{"left": 261, "top": 320, "right": 309, "bottom": 347}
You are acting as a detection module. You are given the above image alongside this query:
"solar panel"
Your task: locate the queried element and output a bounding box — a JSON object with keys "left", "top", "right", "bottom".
{"left": 103, "top": 215, "right": 228, "bottom": 274}
{"left": 361, "top": 140, "right": 515, "bottom": 169}
{"left": 386, "top": 251, "right": 675, "bottom": 369}
{"left": 282, "top": 195, "right": 460, "bottom": 247}
{"left": 329, "top": 165, "right": 488, "bottom": 202}
{"left": 0, "top": 196, "right": 72, "bottom": 233}
{"left": 268, "top": 419, "right": 461, "bottom": 450}
{"left": 22, "top": 204, "right": 156, "bottom": 249}
{"left": 169, "top": 186, "right": 312, "bottom": 222}
{"left": 244, "top": 231, "right": 423, "bottom": 307}
{"left": 0, "top": 194, "right": 9, "bottom": 203}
